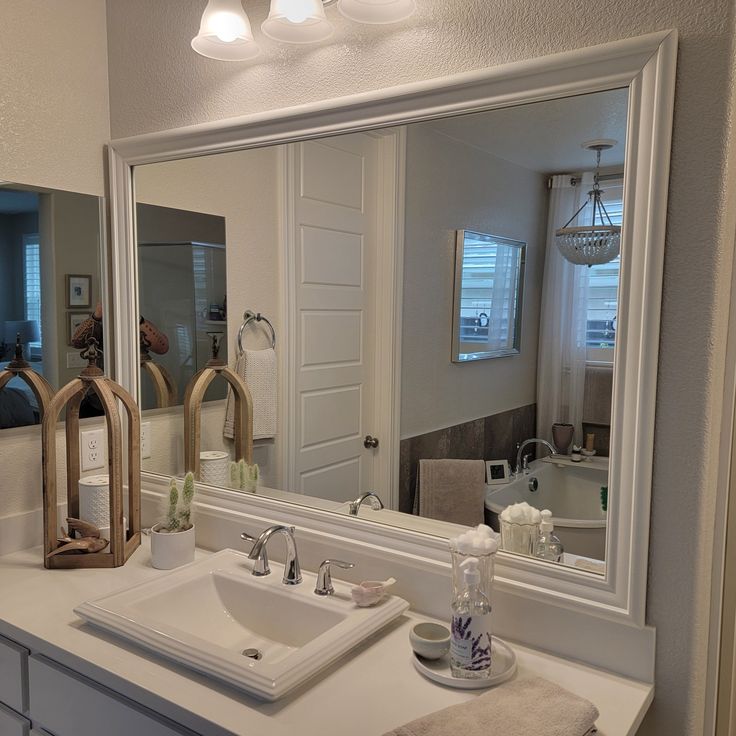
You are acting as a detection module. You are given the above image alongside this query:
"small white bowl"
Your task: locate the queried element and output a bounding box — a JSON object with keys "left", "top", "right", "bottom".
{"left": 409, "top": 622, "right": 451, "bottom": 660}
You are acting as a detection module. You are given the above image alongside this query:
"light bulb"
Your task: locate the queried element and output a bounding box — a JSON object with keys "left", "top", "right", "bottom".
{"left": 282, "top": 0, "right": 309, "bottom": 23}
{"left": 210, "top": 11, "right": 245, "bottom": 42}
{"left": 262, "top": 0, "right": 333, "bottom": 43}
{"left": 191, "top": 0, "right": 260, "bottom": 61}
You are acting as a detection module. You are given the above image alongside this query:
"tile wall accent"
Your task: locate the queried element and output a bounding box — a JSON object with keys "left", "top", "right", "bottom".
{"left": 398, "top": 403, "right": 536, "bottom": 514}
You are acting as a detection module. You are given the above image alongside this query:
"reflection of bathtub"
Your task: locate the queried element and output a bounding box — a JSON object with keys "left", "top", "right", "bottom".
{"left": 485, "top": 457, "right": 608, "bottom": 560}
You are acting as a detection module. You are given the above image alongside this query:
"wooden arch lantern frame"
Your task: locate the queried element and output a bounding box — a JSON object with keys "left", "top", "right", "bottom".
{"left": 184, "top": 335, "right": 253, "bottom": 480}
{"left": 140, "top": 343, "right": 177, "bottom": 409}
{"left": 0, "top": 337, "right": 54, "bottom": 420}
{"left": 42, "top": 339, "right": 141, "bottom": 569}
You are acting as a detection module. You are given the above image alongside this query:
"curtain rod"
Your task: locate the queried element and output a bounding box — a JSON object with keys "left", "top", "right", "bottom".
{"left": 547, "top": 172, "right": 624, "bottom": 189}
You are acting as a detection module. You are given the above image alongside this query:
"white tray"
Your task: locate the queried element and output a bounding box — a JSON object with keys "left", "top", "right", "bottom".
{"left": 412, "top": 636, "right": 517, "bottom": 690}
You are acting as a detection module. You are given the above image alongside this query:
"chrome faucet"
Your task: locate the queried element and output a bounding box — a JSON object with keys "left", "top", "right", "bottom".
{"left": 314, "top": 559, "right": 355, "bottom": 596}
{"left": 515, "top": 438, "right": 557, "bottom": 476}
{"left": 241, "top": 525, "right": 302, "bottom": 585}
{"left": 348, "top": 491, "right": 384, "bottom": 516}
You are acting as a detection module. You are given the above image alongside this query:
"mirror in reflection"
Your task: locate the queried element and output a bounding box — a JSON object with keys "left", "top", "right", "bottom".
{"left": 0, "top": 185, "right": 104, "bottom": 428}
{"left": 134, "top": 87, "right": 628, "bottom": 575}
{"left": 452, "top": 230, "right": 525, "bottom": 363}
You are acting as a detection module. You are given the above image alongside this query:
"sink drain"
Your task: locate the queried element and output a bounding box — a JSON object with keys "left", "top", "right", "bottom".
{"left": 242, "top": 648, "right": 263, "bottom": 661}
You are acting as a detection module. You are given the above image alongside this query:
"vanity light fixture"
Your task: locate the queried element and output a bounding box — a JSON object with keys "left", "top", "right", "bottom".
{"left": 555, "top": 140, "right": 621, "bottom": 267}
{"left": 192, "top": 0, "right": 415, "bottom": 57}
{"left": 262, "top": 0, "right": 334, "bottom": 43}
{"left": 191, "top": 0, "right": 261, "bottom": 61}
{"left": 338, "top": 0, "right": 416, "bottom": 24}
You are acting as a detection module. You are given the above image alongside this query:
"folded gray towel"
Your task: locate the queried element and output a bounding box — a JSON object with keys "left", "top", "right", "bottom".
{"left": 383, "top": 676, "right": 599, "bottom": 736}
{"left": 413, "top": 459, "right": 486, "bottom": 527}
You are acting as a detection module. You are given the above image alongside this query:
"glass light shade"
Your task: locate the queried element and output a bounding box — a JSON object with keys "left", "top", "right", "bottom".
{"left": 338, "top": 0, "right": 416, "bottom": 24}
{"left": 261, "top": 0, "right": 334, "bottom": 43}
{"left": 555, "top": 227, "right": 621, "bottom": 266}
{"left": 191, "top": 0, "right": 260, "bottom": 61}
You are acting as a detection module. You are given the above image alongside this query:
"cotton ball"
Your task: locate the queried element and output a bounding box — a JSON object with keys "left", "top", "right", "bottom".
{"left": 484, "top": 537, "right": 499, "bottom": 554}
{"left": 476, "top": 524, "right": 494, "bottom": 538}
{"left": 457, "top": 532, "right": 474, "bottom": 554}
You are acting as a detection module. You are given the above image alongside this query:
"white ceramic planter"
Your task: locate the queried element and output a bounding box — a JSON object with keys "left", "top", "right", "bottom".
{"left": 150, "top": 524, "right": 195, "bottom": 570}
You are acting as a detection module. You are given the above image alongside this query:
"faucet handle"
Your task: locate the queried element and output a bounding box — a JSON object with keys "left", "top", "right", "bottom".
{"left": 315, "top": 559, "right": 355, "bottom": 596}
{"left": 240, "top": 531, "right": 270, "bottom": 576}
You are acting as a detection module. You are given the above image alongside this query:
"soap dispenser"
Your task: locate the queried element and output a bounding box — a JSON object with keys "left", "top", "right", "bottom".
{"left": 535, "top": 509, "right": 564, "bottom": 563}
{"left": 450, "top": 557, "right": 492, "bottom": 679}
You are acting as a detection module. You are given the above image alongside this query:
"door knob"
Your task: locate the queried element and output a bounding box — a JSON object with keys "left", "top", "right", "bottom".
{"left": 364, "top": 435, "right": 379, "bottom": 449}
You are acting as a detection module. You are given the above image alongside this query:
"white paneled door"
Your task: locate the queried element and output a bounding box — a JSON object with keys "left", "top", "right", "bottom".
{"left": 285, "top": 133, "right": 381, "bottom": 503}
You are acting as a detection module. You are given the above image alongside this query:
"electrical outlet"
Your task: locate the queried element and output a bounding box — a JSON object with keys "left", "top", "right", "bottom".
{"left": 141, "top": 422, "right": 152, "bottom": 460}
{"left": 81, "top": 428, "right": 106, "bottom": 472}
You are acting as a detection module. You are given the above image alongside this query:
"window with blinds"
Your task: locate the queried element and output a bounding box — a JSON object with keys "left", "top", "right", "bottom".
{"left": 23, "top": 235, "right": 42, "bottom": 350}
{"left": 586, "top": 181, "right": 623, "bottom": 360}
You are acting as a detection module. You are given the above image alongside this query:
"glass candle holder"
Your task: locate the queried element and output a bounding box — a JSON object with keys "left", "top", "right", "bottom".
{"left": 500, "top": 519, "right": 540, "bottom": 557}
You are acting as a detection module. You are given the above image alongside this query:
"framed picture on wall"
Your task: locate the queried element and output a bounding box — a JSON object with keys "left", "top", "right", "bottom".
{"left": 66, "top": 274, "right": 92, "bottom": 308}
{"left": 67, "top": 312, "right": 89, "bottom": 346}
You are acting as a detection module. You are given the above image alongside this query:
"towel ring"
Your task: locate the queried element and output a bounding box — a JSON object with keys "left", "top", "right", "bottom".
{"left": 237, "top": 310, "right": 276, "bottom": 354}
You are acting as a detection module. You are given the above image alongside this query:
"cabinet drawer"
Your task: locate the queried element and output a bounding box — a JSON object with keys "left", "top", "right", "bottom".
{"left": 28, "top": 656, "right": 190, "bottom": 736}
{"left": 0, "top": 634, "right": 29, "bottom": 713}
{"left": 0, "top": 702, "right": 30, "bottom": 736}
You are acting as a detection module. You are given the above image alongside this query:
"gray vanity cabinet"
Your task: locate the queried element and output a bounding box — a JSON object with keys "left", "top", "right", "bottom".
{"left": 0, "top": 632, "right": 195, "bottom": 736}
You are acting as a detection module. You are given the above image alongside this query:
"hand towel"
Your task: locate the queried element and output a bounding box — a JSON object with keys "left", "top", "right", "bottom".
{"left": 413, "top": 459, "right": 485, "bottom": 527}
{"left": 224, "top": 348, "right": 277, "bottom": 440}
{"left": 383, "top": 676, "right": 599, "bottom": 736}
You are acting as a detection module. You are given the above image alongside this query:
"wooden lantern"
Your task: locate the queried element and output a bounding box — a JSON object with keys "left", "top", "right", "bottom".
{"left": 41, "top": 339, "right": 141, "bottom": 569}
{"left": 140, "top": 346, "right": 177, "bottom": 408}
{"left": 184, "top": 334, "right": 253, "bottom": 479}
{"left": 0, "top": 337, "right": 54, "bottom": 420}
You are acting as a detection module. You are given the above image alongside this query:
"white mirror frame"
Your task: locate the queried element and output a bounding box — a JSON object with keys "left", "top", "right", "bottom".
{"left": 107, "top": 30, "right": 676, "bottom": 629}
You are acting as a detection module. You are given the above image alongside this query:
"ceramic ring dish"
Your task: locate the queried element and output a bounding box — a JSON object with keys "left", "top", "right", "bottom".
{"left": 412, "top": 636, "right": 517, "bottom": 690}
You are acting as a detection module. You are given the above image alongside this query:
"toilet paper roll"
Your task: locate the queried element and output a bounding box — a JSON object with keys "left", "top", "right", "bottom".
{"left": 78, "top": 474, "right": 110, "bottom": 529}
{"left": 200, "top": 451, "right": 230, "bottom": 486}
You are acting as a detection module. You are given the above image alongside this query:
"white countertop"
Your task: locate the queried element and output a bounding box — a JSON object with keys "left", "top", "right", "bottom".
{"left": 0, "top": 541, "right": 652, "bottom": 736}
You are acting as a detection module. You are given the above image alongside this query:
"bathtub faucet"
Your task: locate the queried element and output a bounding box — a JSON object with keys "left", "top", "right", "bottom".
{"left": 515, "top": 438, "right": 557, "bottom": 476}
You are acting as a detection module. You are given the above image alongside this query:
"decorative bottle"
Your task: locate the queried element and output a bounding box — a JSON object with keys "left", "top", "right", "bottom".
{"left": 450, "top": 557, "right": 492, "bottom": 678}
{"left": 535, "top": 509, "right": 564, "bottom": 563}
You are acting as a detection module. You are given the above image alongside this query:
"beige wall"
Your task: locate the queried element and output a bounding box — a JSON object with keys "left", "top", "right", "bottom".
{"left": 1, "top": 1, "right": 110, "bottom": 195}
{"left": 104, "top": 1, "right": 736, "bottom": 732}
{"left": 400, "top": 125, "right": 547, "bottom": 439}
{"left": 0, "top": 1, "right": 110, "bottom": 520}
{"left": 134, "top": 148, "right": 282, "bottom": 487}
{"left": 51, "top": 192, "right": 102, "bottom": 387}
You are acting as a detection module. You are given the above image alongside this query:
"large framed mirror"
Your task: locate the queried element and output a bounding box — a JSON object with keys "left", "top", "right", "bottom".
{"left": 0, "top": 183, "right": 106, "bottom": 431}
{"left": 109, "top": 31, "right": 677, "bottom": 626}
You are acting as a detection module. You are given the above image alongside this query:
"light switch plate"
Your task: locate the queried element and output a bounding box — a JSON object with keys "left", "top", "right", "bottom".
{"left": 80, "top": 428, "right": 106, "bottom": 472}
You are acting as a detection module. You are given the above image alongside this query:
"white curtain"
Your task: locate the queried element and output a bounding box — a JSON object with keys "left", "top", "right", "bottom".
{"left": 536, "top": 173, "right": 593, "bottom": 447}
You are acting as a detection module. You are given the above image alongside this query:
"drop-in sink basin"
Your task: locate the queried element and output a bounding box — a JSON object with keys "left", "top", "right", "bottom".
{"left": 75, "top": 549, "right": 409, "bottom": 701}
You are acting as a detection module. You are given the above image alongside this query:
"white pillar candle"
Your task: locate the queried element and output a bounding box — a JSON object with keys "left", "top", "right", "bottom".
{"left": 200, "top": 451, "right": 230, "bottom": 486}
{"left": 78, "top": 474, "right": 110, "bottom": 529}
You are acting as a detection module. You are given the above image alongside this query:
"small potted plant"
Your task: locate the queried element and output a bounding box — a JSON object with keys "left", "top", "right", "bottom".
{"left": 228, "top": 458, "right": 259, "bottom": 493}
{"left": 150, "top": 472, "right": 196, "bottom": 570}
